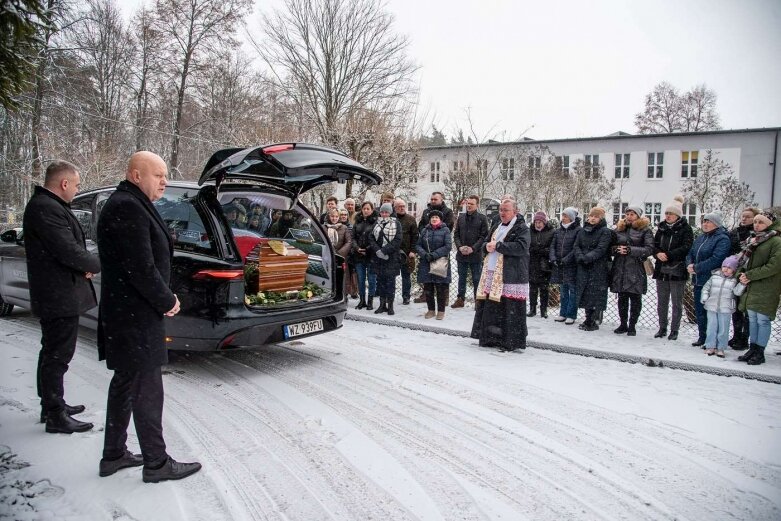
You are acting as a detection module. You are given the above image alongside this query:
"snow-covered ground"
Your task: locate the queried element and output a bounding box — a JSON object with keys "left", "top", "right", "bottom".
{"left": 1, "top": 307, "right": 780, "bottom": 520}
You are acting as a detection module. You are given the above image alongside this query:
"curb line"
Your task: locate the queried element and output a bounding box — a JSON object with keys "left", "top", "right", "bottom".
{"left": 345, "top": 313, "right": 781, "bottom": 385}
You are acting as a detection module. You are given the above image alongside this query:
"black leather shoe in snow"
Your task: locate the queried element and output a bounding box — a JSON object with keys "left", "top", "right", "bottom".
{"left": 41, "top": 403, "right": 85, "bottom": 423}
{"left": 45, "top": 410, "right": 93, "bottom": 434}
{"left": 100, "top": 451, "right": 144, "bottom": 477}
{"left": 142, "top": 457, "right": 202, "bottom": 483}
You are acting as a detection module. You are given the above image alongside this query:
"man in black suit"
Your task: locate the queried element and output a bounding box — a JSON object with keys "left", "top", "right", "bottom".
{"left": 23, "top": 160, "right": 101, "bottom": 434}
{"left": 97, "top": 151, "right": 201, "bottom": 483}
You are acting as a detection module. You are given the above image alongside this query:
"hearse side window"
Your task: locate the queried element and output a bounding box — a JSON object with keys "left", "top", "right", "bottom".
{"left": 70, "top": 194, "right": 96, "bottom": 239}
{"left": 154, "top": 187, "right": 217, "bottom": 256}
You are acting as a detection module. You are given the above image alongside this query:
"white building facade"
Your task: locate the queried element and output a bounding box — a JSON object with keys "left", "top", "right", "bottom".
{"left": 408, "top": 127, "right": 781, "bottom": 226}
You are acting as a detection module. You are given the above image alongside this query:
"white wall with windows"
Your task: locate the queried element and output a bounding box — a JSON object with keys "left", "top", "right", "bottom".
{"left": 412, "top": 128, "right": 780, "bottom": 222}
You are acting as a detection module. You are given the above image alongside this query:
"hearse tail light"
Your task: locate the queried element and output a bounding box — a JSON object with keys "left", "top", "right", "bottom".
{"left": 218, "top": 334, "right": 236, "bottom": 349}
{"left": 262, "top": 144, "right": 295, "bottom": 154}
{"left": 192, "top": 270, "right": 244, "bottom": 280}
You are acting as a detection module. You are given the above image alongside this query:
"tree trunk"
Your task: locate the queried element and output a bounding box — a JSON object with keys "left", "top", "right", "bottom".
{"left": 169, "top": 49, "right": 193, "bottom": 179}
{"left": 31, "top": 0, "right": 58, "bottom": 187}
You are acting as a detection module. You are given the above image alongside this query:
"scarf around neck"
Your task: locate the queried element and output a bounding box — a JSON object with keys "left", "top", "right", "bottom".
{"left": 372, "top": 217, "right": 397, "bottom": 246}
{"left": 738, "top": 229, "right": 779, "bottom": 268}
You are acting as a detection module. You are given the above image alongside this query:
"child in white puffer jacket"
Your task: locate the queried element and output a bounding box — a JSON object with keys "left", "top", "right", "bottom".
{"left": 701, "top": 255, "right": 746, "bottom": 357}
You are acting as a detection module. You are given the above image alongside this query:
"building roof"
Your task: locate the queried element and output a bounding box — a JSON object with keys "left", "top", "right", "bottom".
{"left": 421, "top": 127, "right": 781, "bottom": 151}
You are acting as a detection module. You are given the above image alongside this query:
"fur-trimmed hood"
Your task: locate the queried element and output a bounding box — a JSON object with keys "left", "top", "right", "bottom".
{"left": 615, "top": 216, "right": 650, "bottom": 232}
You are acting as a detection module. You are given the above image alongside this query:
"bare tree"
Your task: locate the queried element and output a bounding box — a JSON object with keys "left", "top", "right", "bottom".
{"left": 128, "top": 5, "right": 162, "bottom": 150}
{"left": 681, "top": 84, "right": 720, "bottom": 131}
{"left": 255, "top": 0, "right": 418, "bottom": 195}
{"left": 70, "top": 0, "right": 132, "bottom": 153}
{"left": 634, "top": 82, "right": 683, "bottom": 134}
{"left": 635, "top": 82, "right": 721, "bottom": 134}
{"left": 682, "top": 149, "right": 755, "bottom": 228}
{"left": 154, "top": 0, "right": 252, "bottom": 178}
{"left": 558, "top": 159, "right": 613, "bottom": 214}
{"left": 30, "top": 0, "right": 69, "bottom": 186}
{"left": 718, "top": 177, "right": 756, "bottom": 228}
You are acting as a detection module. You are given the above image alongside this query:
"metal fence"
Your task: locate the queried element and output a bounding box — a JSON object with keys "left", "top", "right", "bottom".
{"left": 396, "top": 251, "right": 781, "bottom": 344}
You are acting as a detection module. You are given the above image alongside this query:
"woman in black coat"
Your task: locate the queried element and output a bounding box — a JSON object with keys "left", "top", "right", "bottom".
{"left": 416, "top": 210, "right": 452, "bottom": 319}
{"left": 471, "top": 200, "right": 531, "bottom": 351}
{"left": 527, "top": 211, "right": 554, "bottom": 318}
{"left": 369, "top": 203, "right": 402, "bottom": 315}
{"left": 609, "top": 206, "right": 654, "bottom": 336}
{"left": 651, "top": 196, "right": 694, "bottom": 340}
{"left": 549, "top": 208, "right": 581, "bottom": 324}
{"left": 350, "top": 202, "right": 377, "bottom": 310}
{"left": 574, "top": 207, "right": 613, "bottom": 331}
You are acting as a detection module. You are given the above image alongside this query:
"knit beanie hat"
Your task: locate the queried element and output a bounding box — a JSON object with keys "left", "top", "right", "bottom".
{"left": 379, "top": 203, "right": 393, "bottom": 215}
{"left": 722, "top": 255, "right": 740, "bottom": 271}
{"left": 702, "top": 211, "right": 724, "bottom": 228}
{"left": 588, "top": 206, "right": 606, "bottom": 219}
{"left": 626, "top": 204, "right": 644, "bottom": 217}
{"left": 562, "top": 207, "right": 578, "bottom": 221}
{"left": 754, "top": 211, "right": 777, "bottom": 227}
{"left": 533, "top": 211, "right": 548, "bottom": 224}
{"left": 664, "top": 195, "right": 685, "bottom": 217}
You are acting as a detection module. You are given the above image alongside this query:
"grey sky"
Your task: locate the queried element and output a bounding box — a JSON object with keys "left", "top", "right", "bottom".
{"left": 123, "top": 0, "right": 781, "bottom": 141}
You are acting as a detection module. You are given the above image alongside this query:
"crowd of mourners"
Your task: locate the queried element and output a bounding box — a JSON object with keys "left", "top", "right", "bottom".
{"left": 272, "top": 190, "right": 781, "bottom": 361}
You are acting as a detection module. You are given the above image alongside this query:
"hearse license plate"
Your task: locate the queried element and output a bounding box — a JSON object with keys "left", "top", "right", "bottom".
{"left": 284, "top": 319, "right": 323, "bottom": 338}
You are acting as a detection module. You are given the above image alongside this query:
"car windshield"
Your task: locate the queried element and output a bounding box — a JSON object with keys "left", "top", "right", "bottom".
{"left": 154, "top": 187, "right": 217, "bottom": 256}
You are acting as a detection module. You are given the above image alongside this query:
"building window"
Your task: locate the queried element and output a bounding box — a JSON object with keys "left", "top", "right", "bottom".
{"left": 528, "top": 156, "right": 541, "bottom": 178}
{"left": 556, "top": 155, "right": 570, "bottom": 175}
{"left": 585, "top": 154, "right": 599, "bottom": 178}
{"left": 407, "top": 202, "right": 418, "bottom": 214}
{"left": 500, "top": 157, "right": 515, "bottom": 181}
{"left": 429, "top": 161, "right": 440, "bottom": 183}
{"left": 681, "top": 151, "right": 698, "bottom": 178}
{"left": 647, "top": 152, "right": 663, "bottom": 178}
{"left": 645, "top": 202, "right": 663, "bottom": 225}
{"left": 683, "top": 202, "right": 697, "bottom": 227}
{"left": 614, "top": 153, "right": 630, "bottom": 179}
{"left": 612, "top": 202, "right": 628, "bottom": 225}
{"left": 452, "top": 160, "right": 464, "bottom": 172}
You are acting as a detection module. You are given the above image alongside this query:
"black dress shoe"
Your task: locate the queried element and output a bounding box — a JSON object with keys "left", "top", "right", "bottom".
{"left": 402, "top": 298, "right": 410, "bottom": 305}
{"left": 99, "top": 451, "right": 144, "bottom": 477}
{"left": 667, "top": 331, "right": 678, "bottom": 340}
{"left": 45, "top": 410, "right": 93, "bottom": 434}
{"left": 142, "top": 457, "right": 202, "bottom": 483}
{"left": 691, "top": 339, "right": 705, "bottom": 347}
{"left": 654, "top": 328, "right": 667, "bottom": 338}
{"left": 40, "top": 403, "right": 85, "bottom": 423}
{"left": 613, "top": 324, "right": 628, "bottom": 334}
{"left": 627, "top": 326, "right": 637, "bottom": 336}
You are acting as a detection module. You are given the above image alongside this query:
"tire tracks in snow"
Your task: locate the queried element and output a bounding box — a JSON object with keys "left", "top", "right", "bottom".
{"left": 219, "top": 343, "right": 679, "bottom": 520}
{"left": 321, "top": 329, "right": 781, "bottom": 520}
{"left": 233, "top": 328, "right": 779, "bottom": 521}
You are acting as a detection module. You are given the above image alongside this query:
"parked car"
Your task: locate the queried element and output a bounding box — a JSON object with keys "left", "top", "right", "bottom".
{"left": 0, "top": 143, "right": 381, "bottom": 350}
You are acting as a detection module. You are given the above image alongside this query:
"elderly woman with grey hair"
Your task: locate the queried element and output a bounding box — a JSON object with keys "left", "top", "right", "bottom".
{"left": 470, "top": 199, "right": 531, "bottom": 352}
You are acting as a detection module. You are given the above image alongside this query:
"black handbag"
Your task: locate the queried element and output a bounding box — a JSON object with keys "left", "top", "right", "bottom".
{"left": 659, "top": 261, "right": 682, "bottom": 276}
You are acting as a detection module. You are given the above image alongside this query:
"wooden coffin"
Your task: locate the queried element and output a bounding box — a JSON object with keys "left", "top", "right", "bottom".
{"left": 246, "top": 239, "right": 308, "bottom": 293}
